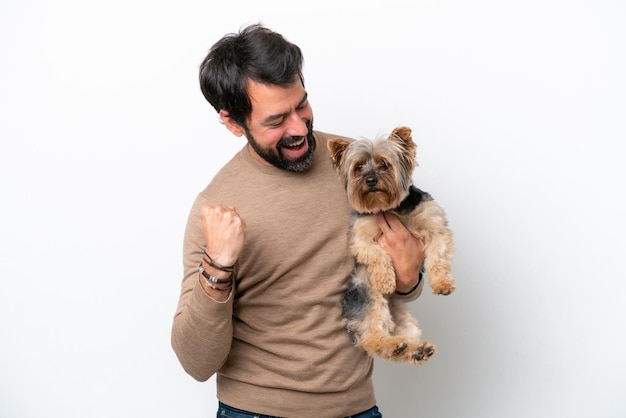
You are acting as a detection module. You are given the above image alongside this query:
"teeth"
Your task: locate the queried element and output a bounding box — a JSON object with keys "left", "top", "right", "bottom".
{"left": 284, "top": 138, "right": 304, "bottom": 148}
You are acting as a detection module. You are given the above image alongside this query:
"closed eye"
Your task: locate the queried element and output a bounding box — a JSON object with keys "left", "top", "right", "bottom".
{"left": 267, "top": 119, "right": 284, "bottom": 128}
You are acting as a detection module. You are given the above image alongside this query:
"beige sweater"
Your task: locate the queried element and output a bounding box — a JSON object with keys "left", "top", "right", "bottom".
{"left": 171, "top": 131, "right": 422, "bottom": 417}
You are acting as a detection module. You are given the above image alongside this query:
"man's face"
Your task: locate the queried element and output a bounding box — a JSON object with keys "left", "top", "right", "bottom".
{"left": 242, "top": 79, "right": 315, "bottom": 172}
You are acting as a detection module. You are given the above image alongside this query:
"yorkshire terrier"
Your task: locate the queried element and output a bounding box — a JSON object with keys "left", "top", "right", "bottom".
{"left": 328, "top": 126, "right": 456, "bottom": 365}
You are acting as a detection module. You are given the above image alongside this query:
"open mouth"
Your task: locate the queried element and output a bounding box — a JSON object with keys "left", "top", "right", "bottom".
{"left": 281, "top": 137, "right": 305, "bottom": 150}
{"left": 280, "top": 137, "right": 309, "bottom": 160}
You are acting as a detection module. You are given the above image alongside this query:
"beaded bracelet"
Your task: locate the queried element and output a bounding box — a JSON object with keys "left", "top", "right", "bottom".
{"left": 204, "top": 251, "right": 235, "bottom": 273}
{"left": 199, "top": 263, "right": 233, "bottom": 284}
{"left": 201, "top": 275, "right": 232, "bottom": 292}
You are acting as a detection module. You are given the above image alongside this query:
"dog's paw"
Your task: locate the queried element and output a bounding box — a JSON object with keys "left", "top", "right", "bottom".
{"left": 431, "top": 277, "right": 456, "bottom": 295}
{"left": 412, "top": 341, "right": 436, "bottom": 364}
{"left": 393, "top": 342, "right": 408, "bottom": 355}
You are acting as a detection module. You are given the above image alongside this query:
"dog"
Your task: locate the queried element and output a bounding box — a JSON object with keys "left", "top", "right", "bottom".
{"left": 327, "top": 126, "right": 456, "bottom": 365}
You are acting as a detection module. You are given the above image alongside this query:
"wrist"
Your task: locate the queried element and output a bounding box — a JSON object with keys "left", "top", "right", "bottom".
{"left": 198, "top": 276, "right": 232, "bottom": 301}
{"left": 396, "top": 264, "right": 424, "bottom": 295}
{"left": 198, "top": 260, "right": 233, "bottom": 299}
{"left": 203, "top": 250, "right": 236, "bottom": 273}
{"left": 200, "top": 259, "right": 233, "bottom": 282}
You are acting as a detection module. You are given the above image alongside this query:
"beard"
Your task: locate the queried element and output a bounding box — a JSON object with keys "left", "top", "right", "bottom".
{"left": 244, "top": 119, "right": 315, "bottom": 172}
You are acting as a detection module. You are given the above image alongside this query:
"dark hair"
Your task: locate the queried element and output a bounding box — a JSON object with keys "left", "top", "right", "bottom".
{"left": 199, "top": 24, "right": 305, "bottom": 127}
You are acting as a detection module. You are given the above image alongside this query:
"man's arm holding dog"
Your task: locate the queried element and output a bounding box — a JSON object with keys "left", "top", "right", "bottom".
{"left": 375, "top": 212, "right": 425, "bottom": 295}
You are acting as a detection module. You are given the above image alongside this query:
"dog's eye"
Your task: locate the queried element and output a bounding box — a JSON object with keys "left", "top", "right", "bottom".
{"left": 379, "top": 160, "right": 389, "bottom": 169}
{"left": 354, "top": 164, "right": 364, "bottom": 173}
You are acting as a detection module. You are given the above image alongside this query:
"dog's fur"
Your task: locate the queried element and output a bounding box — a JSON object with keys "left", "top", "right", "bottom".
{"left": 328, "top": 126, "right": 456, "bottom": 365}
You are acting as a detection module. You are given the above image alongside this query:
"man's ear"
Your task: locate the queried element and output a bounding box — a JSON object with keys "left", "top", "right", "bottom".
{"left": 219, "top": 110, "right": 245, "bottom": 137}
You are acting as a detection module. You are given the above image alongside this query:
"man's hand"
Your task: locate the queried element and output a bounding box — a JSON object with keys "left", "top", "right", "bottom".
{"left": 200, "top": 204, "right": 246, "bottom": 270}
{"left": 374, "top": 212, "right": 425, "bottom": 294}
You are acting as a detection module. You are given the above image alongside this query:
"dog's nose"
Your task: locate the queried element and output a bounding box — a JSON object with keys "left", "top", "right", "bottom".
{"left": 366, "top": 176, "right": 378, "bottom": 187}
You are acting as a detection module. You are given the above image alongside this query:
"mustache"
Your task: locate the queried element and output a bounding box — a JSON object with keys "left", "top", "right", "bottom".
{"left": 278, "top": 120, "right": 313, "bottom": 147}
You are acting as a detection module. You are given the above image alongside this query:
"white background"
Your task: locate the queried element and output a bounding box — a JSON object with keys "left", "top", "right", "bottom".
{"left": 1, "top": 0, "right": 625, "bottom": 417}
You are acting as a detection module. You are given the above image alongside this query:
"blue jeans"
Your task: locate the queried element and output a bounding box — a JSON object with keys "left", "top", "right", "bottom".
{"left": 217, "top": 402, "right": 383, "bottom": 418}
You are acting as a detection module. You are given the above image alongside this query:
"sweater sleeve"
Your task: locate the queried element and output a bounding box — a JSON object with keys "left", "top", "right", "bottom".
{"left": 395, "top": 265, "right": 425, "bottom": 302}
{"left": 171, "top": 194, "right": 234, "bottom": 382}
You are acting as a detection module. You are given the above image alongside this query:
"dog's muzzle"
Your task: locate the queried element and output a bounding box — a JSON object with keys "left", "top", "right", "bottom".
{"left": 365, "top": 176, "right": 378, "bottom": 188}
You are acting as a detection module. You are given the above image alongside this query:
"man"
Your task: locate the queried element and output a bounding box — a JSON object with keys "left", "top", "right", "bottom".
{"left": 171, "top": 24, "right": 425, "bottom": 418}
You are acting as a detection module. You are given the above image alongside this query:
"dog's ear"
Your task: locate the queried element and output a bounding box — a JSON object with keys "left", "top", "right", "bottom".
{"left": 390, "top": 126, "right": 416, "bottom": 158}
{"left": 327, "top": 138, "right": 351, "bottom": 169}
